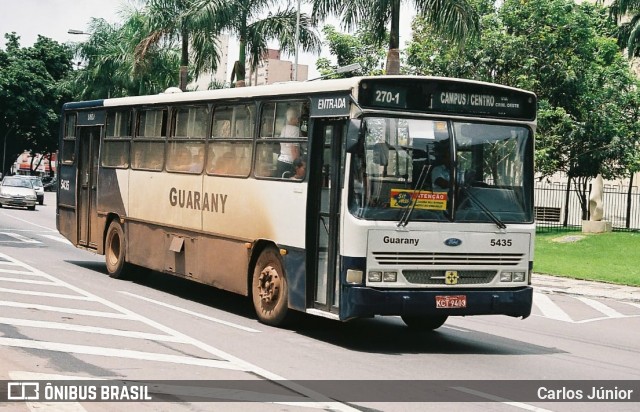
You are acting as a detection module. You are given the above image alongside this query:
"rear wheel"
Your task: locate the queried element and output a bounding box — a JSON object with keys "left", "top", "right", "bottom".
{"left": 105, "top": 220, "right": 130, "bottom": 279}
{"left": 401, "top": 315, "right": 448, "bottom": 330}
{"left": 252, "top": 247, "right": 290, "bottom": 326}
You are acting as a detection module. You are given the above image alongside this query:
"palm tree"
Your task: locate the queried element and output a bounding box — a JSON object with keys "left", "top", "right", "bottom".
{"left": 138, "top": 0, "right": 225, "bottom": 90}
{"left": 193, "top": 0, "right": 321, "bottom": 86}
{"left": 312, "top": 0, "right": 479, "bottom": 75}
{"left": 73, "top": 13, "right": 181, "bottom": 98}
{"left": 610, "top": 0, "right": 640, "bottom": 57}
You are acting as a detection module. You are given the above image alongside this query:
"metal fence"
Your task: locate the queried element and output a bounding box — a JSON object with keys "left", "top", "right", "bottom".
{"left": 534, "top": 181, "right": 640, "bottom": 232}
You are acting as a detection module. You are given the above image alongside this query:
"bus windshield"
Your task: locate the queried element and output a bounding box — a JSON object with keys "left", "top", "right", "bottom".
{"left": 348, "top": 117, "right": 534, "bottom": 224}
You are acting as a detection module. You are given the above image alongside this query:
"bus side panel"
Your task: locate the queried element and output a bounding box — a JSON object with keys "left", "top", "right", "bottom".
{"left": 282, "top": 248, "right": 306, "bottom": 312}
{"left": 57, "top": 164, "right": 78, "bottom": 245}
{"left": 197, "top": 236, "right": 249, "bottom": 296}
{"left": 126, "top": 220, "right": 249, "bottom": 296}
{"left": 96, "top": 167, "right": 128, "bottom": 254}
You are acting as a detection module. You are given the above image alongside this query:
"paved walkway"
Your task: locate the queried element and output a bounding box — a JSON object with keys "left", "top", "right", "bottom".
{"left": 532, "top": 273, "right": 640, "bottom": 302}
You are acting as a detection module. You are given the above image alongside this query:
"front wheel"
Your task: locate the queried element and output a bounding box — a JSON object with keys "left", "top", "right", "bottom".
{"left": 252, "top": 247, "right": 290, "bottom": 326}
{"left": 105, "top": 220, "right": 131, "bottom": 279}
{"left": 401, "top": 315, "right": 448, "bottom": 330}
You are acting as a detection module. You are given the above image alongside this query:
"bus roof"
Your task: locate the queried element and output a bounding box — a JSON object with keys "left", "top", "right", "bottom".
{"left": 62, "top": 76, "right": 535, "bottom": 110}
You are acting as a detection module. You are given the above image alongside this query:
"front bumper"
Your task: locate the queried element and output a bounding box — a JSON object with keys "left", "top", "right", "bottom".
{"left": 0, "top": 198, "right": 37, "bottom": 208}
{"left": 340, "top": 286, "right": 533, "bottom": 320}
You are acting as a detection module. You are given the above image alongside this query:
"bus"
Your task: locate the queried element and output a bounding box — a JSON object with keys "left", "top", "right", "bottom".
{"left": 57, "top": 76, "right": 536, "bottom": 329}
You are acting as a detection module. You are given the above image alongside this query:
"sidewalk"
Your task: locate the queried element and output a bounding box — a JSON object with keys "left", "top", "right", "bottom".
{"left": 532, "top": 273, "right": 640, "bottom": 302}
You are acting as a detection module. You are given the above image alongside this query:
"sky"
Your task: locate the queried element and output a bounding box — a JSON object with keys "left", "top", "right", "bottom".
{"left": 0, "top": 0, "right": 415, "bottom": 83}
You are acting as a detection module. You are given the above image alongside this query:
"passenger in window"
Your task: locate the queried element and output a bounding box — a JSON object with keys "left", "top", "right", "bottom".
{"left": 133, "top": 151, "right": 144, "bottom": 168}
{"left": 277, "top": 107, "right": 300, "bottom": 177}
{"left": 213, "top": 152, "right": 234, "bottom": 174}
{"left": 431, "top": 146, "right": 464, "bottom": 192}
{"left": 189, "top": 147, "right": 204, "bottom": 172}
{"left": 291, "top": 157, "right": 306, "bottom": 180}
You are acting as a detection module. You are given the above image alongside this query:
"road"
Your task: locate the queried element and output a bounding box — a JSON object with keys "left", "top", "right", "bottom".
{"left": 0, "top": 192, "right": 638, "bottom": 411}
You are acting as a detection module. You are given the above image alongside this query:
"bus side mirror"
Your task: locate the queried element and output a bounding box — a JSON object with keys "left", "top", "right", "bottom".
{"left": 346, "top": 119, "right": 361, "bottom": 152}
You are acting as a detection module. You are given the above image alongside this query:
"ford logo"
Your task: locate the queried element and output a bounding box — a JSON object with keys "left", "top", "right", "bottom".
{"left": 444, "top": 238, "right": 462, "bottom": 247}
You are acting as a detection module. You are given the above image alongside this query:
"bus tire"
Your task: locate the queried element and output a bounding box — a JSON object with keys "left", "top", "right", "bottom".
{"left": 401, "top": 315, "right": 448, "bottom": 330}
{"left": 105, "top": 220, "right": 130, "bottom": 279}
{"left": 252, "top": 247, "right": 290, "bottom": 326}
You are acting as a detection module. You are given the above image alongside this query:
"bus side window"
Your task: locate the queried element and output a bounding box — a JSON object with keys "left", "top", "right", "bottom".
{"left": 133, "top": 108, "right": 166, "bottom": 171}
{"left": 255, "top": 101, "right": 308, "bottom": 179}
{"left": 208, "top": 104, "right": 253, "bottom": 177}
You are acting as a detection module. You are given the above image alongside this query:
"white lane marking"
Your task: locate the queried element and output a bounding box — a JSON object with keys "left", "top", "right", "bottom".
{"left": 453, "top": 386, "right": 554, "bottom": 411}
{"left": 0, "top": 231, "right": 42, "bottom": 244}
{"left": 0, "top": 268, "right": 42, "bottom": 276}
{"left": 0, "top": 317, "right": 188, "bottom": 343}
{"left": 9, "top": 372, "right": 89, "bottom": 412}
{"left": 0, "top": 277, "right": 64, "bottom": 286}
{"left": 0, "top": 301, "right": 131, "bottom": 319}
{"left": 120, "top": 291, "right": 261, "bottom": 333}
{"left": 441, "top": 325, "right": 471, "bottom": 333}
{"left": 575, "top": 296, "right": 625, "bottom": 318}
{"left": 9, "top": 372, "right": 334, "bottom": 409}
{"left": 0, "top": 287, "right": 91, "bottom": 300}
{"left": 0, "top": 260, "right": 23, "bottom": 266}
{"left": 40, "top": 234, "right": 73, "bottom": 244}
{"left": 0, "top": 337, "right": 245, "bottom": 370}
{"left": 0, "top": 212, "right": 57, "bottom": 232}
{"left": 621, "top": 301, "right": 640, "bottom": 309}
{"left": 533, "top": 292, "right": 573, "bottom": 322}
{"left": 572, "top": 314, "right": 640, "bottom": 324}
{"left": 0, "top": 253, "right": 360, "bottom": 412}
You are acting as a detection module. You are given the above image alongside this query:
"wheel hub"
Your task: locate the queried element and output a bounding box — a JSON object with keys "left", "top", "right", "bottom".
{"left": 258, "top": 266, "right": 280, "bottom": 303}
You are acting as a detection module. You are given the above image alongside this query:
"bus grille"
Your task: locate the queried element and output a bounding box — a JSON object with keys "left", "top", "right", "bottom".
{"left": 403, "top": 270, "right": 497, "bottom": 285}
{"left": 372, "top": 252, "right": 524, "bottom": 266}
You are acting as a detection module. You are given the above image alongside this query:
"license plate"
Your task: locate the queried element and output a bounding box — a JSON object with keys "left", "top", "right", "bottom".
{"left": 436, "top": 295, "right": 467, "bottom": 309}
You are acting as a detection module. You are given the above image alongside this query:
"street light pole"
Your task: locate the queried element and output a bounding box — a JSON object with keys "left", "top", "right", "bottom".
{"left": 68, "top": 29, "right": 90, "bottom": 35}
{"left": 293, "top": 0, "right": 301, "bottom": 81}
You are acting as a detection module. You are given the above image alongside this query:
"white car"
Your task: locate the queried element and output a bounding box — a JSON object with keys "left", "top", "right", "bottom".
{"left": 25, "top": 176, "right": 45, "bottom": 205}
{"left": 0, "top": 176, "right": 38, "bottom": 210}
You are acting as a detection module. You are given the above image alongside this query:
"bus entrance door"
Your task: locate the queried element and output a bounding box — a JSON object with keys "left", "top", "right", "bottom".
{"left": 77, "top": 126, "right": 101, "bottom": 249}
{"left": 311, "top": 121, "right": 343, "bottom": 313}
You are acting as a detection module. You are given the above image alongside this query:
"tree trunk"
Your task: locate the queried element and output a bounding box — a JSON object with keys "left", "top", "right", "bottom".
{"left": 385, "top": 0, "right": 401, "bottom": 75}
{"left": 180, "top": 30, "right": 189, "bottom": 91}
{"left": 626, "top": 173, "right": 634, "bottom": 229}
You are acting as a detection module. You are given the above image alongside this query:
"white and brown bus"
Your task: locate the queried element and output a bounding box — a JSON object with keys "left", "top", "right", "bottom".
{"left": 57, "top": 76, "right": 537, "bottom": 328}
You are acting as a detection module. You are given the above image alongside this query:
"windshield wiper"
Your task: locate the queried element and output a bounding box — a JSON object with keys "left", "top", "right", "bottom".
{"left": 397, "top": 164, "right": 431, "bottom": 228}
{"left": 460, "top": 185, "right": 507, "bottom": 230}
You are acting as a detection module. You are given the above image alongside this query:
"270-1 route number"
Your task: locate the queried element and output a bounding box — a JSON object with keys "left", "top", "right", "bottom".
{"left": 490, "top": 239, "right": 512, "bottom": 247}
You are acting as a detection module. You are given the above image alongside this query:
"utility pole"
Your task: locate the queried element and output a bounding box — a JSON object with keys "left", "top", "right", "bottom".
{"left": 293, "top": 0, "right": 301, "bottom": 81}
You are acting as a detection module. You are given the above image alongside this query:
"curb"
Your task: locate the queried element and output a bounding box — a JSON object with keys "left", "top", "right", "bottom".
{"left": 532, "top": 273, "right": 640, "bottom": 302}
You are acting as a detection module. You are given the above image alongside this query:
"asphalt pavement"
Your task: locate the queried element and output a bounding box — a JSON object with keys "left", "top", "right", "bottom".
{"left": 533, "top": 273, "right": 640, "bottom": 302}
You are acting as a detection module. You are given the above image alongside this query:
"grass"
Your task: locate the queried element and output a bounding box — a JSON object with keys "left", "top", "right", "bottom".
{"left": 534, "top": 230, "right": 640, "bottom": 286}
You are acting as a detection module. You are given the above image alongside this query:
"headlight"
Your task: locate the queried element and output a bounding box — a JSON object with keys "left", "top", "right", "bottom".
{"left": 26, "top": 195, "right": 37, "bottom": 200}
{"left": 346, "top": 269, "right": 363, "bottom": 284}
{"left": 500, "top": 272, "right": 513, "bottom": 282}
{"left": 368, "top": 271, "right": 382, "bottom": 282}
{"left": 512, "top": 272, "right": 526, "bottom": 282}
{"left": 383, "top": 271, "right": 397, "bottom": 282}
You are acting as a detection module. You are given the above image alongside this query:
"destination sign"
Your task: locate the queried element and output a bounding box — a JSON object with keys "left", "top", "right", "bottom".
{"left": 358, "top": 79, "right": 536, "bottom": 120}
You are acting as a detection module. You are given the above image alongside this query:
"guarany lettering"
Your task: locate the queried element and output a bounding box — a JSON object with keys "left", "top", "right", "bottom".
{"left": 169, "top": 187, "right": 227, "bottom": 213}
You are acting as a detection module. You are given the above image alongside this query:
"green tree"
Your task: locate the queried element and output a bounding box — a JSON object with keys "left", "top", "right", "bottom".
{"left": 72, "top": 12, "right": 181, "bottom": 99}
{"left": 312, "top": 0, "right": 479, "bottom": 75}
{"left": 405, "top": 0, "right": 639, "bottom": 221}
{"left": 138, "top": 0, "right": 224, "bottom": 91}
{"left": 315, "top": 25, "right": 387, "bottom": 77}
{"left": 193, "top": 0, "right": 321, "bottom": 86}
{"left": 609, "top": 0, "right": 640, "bottom": 56}
{"left": 0, "top": 33, "right": 73, "bottom": 174}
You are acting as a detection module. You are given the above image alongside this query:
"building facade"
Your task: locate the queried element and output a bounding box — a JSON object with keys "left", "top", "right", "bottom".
{"left": 246, "top": 49, "right": 308, "bottom": 86}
